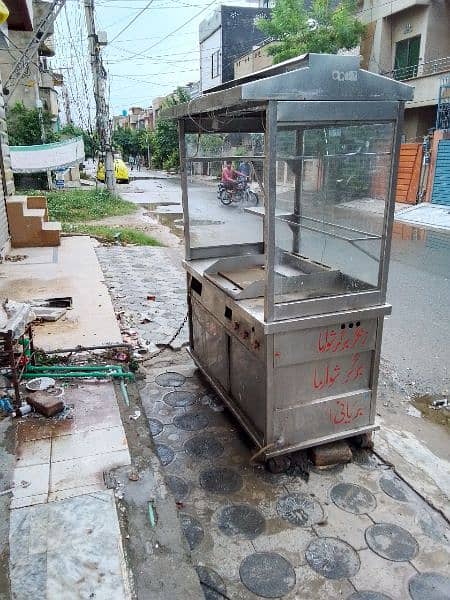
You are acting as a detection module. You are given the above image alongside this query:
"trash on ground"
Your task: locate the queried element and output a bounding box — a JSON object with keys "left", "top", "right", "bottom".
{"left": 431, "top": 398, "right": 448, "bottom": 410}
{"left": 129, "top": 410, "right": 141, "bottom": 420}
{"left": 12, "top": 404, "right": 32, "bottom": 418}
{"left": 26, "top": 377, "right": 56, "bottom": 391}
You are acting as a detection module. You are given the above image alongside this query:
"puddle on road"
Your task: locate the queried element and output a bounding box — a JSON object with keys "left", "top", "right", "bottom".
{"left": 411, "top": 394, "right": 450, "bottom": 430}
{"left": 143, "top": 203, "right": 225, "bottom": 239}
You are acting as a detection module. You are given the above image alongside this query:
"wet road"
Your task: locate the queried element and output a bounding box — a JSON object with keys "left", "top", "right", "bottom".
{"left": 125, "top": 175, "right": 450, "bottom": 397}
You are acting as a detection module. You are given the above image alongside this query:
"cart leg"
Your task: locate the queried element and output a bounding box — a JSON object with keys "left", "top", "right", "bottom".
{"left": 266, "top": 455, "right": 292, "bottom": 474}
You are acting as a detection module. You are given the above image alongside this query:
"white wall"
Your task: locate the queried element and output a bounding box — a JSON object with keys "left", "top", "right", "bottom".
{"left": 200, "top": 27, "right": 222, "bottom": 92}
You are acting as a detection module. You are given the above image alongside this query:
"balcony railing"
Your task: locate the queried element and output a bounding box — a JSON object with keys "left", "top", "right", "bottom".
{"left": 389, "top": 56, "right": 450, "bottom": 81}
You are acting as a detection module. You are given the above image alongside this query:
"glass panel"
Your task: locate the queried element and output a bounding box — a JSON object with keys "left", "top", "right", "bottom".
{"left": 185, "top": 133, "right": 264, "bottom": 249}
{"left": 273, "top": 122, "right": 394, "bottom": 307}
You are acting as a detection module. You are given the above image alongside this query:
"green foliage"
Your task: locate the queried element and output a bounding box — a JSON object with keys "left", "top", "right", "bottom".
{"left": 62, "top": 224, "right": 162, "bottom": 246}
{"left": 112, "top": 126, "right": 138, "bottom": 159}
{"left": 257, "top": 0, "right": 366, "bottom": 63}
{"left": 45, "top": 189, "right": 136, "bottom": 223}
{"left": 7, "top": 102, "right": 58, "bottom": 146}
{"left": 151, "top": 87, "right": 191, "bottom": 170}
{"left": 59, "top": 123, "right": 96, "bottom": 159}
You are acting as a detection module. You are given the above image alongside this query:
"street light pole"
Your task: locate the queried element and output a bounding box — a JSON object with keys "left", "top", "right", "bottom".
{"left": 84, "top": 0, "right": 115, "bottom": 193}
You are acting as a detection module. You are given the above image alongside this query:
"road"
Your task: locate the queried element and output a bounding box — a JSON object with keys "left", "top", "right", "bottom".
{"left": 123, "top": 174, "right": 450, "bottom": 401}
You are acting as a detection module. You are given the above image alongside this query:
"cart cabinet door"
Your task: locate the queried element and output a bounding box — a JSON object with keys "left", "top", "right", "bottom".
{"left": 191, "top": 297, "right": 230, "bottom": 392}
{"left": 272, "top": 318, "right": 379, "bottom": 445}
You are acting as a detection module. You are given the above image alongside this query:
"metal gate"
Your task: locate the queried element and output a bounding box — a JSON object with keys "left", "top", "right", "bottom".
{"left": 431, "top": 139, "right": 450, "bottom": 206}
{"left": 396, "top": 143, "right": 422, "bottom": 204}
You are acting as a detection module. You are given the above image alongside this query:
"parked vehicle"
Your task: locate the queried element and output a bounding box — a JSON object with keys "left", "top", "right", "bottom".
{"left": 97, "top": 158, "right": 130, "bottom": 184}
{"left": 218, "top": 177, "right": 259, "bottom": 206}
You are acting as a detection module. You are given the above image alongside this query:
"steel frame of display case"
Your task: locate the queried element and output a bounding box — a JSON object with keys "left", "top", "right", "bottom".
{"left": 163, "top": 54, "right": 413, "bottom": 460}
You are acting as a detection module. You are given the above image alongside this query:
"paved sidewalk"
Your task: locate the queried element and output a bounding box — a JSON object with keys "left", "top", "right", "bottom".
{"left": 97, "top": 246, "right": 450, "bottom": 600}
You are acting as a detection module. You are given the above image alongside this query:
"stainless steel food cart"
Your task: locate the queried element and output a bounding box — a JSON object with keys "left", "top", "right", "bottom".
{"left": 162, "top": 54, "right": 413, "bottom": 465}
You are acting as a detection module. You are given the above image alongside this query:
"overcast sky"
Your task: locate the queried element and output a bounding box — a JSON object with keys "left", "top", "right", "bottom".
{"left": 54, "top": 0, "right": 259, "bottom": 125}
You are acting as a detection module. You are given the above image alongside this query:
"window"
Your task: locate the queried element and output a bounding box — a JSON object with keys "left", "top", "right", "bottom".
{"left": 211, "top": 50, "right": 220, "bottom": 79}
{"left": 394, "top": 36, "right": 420, "bottom": 80}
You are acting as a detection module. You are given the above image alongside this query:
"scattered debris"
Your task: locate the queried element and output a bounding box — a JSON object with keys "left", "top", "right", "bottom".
{"left": 32, "top": 307, "right": 67, "bottom": 322}
{"left": 431, "top": 398, "right": 448, "bottom": 410}
{"left": 128, "top": 470, "right": 140, "bottom": 482}
{"left": 5, "top": 254, "right": 27, "bottom": 262}
{"left": 129, "top": 410, "right": 141, "bottom": 421}
{"left": 12, "top": 404, "right": 33, "bottom": 418}
{"left": 147, "top": 500, "right": 157, "bottom": 528}
{"left": 31, "top": 297, "right": 73, "bottom": 309}
{"left": 26, "top": 377, "right": 56, "bottom": 391}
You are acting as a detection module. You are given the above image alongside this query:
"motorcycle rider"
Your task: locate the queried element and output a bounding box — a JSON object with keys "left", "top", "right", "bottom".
{"left": 221, "top": 160, "right": 246, "bottom": 192}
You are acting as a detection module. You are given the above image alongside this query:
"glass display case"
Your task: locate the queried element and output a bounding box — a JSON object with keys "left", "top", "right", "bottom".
{"left": 163, "top": 54, "right": 413, "bottom": 468}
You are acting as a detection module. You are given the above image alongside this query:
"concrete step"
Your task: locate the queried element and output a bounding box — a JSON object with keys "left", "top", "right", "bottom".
{"left": 6, "top": 195, "right": 61, "bottom": 248}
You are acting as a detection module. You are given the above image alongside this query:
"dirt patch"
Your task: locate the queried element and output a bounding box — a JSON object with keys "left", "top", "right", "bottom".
{"left": 88, "top": 207, "right": 181, "bottom": 248}
{"left": 412, "top": 394, "right": 450, "bottom": 430}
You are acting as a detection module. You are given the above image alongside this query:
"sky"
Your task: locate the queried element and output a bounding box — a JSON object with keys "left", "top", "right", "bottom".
{"left": 53, "top": 0, "right": 260, "bottom": 128}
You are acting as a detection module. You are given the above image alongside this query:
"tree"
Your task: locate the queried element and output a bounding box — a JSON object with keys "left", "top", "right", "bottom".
{"left": 112, "top": 126, "right": 139, "bottom": 159}
{"left": 257, "top": 0, "right": 366, "bottom": 64}
{"left": 151, "top": 87, "right": 191, "bottom": 170}
{"left": 59, "top": 123, "right": 96, "bottom": 159}
{"left": 6, "top": 102, "right": 57, "bottom": 146}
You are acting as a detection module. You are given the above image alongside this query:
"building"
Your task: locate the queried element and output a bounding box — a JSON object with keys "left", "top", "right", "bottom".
{"left": 358, "top": 0, "right": 450, "bottom": 141}
{"left": 113, "top": 107, "right": 154, "bottom": 131}
{"left": 234, "top": 39, "right": 274, "bottom": 79}
{"left": 0, "top": 0, "right": 60, "bottom": 127}
{"left": 0, "top": 1, "right": 33, "bottom": 255}
{"left": 199, "top": 4, "right": 272, "bottom": 92}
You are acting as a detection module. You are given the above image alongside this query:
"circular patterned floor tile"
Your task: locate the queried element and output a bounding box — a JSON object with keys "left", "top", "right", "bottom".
{"left": 180, "top": 513, "right": 204, "bottom": 551}
{"left": 148, "top": 418, "right": 163, "bottom": 437}
{"left": 276, "top": 493, "right": 324, "bottom": 527}
{"left": 379, "top": 473, "right": 411, "bottom": 502}
{"left": 409, "top": 572, "right": 450, "bottom": 600}
{"left": 218, "top": 504, "right": 266, "bottom": 540}
{"left": 155, "top": 443, "right": 175, "bottom": 466}
{"left": 416, "top": 509, "right": 450, "bottom": 544}
{"left": 173, "top": 412, "right": 209, "bottom": 431}
{"left": 155, "top": 371, "right": 186, "bottom": 388}
{"left": 163, "top": 391, "right": 197, "bottom": 408}
{"left": 305, "top": 538, "right": 360, "bottom": 579}
{"left": 240, "top": 552, "right": 296, "bottom": 598}
{"left": 347, "top": 593, "right": 393, "bottom": 600}
{"left": 365, "top": 523, "right": 418, "bottom": 561}
{"left": 199, "top": 467, "right": 243, "bottom": 495}
{"left": 184, "top": 434, "right": 224, "bottom": 460}
{"left": 195, "top": 566, "right": 227, "bottom": 600}
{"left": 166, "top": 475, "right": 189, "bottom": 502}
{"left": 330, "top": 483, "right": 377, "bottom": 515}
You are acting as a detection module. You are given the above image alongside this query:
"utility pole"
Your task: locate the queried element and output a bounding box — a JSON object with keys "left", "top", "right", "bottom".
{"left": 62, "top": 85, "right": 73, "bottom": 126}
{"left": 83, "top": 0, "right": 115, "bottom": 193}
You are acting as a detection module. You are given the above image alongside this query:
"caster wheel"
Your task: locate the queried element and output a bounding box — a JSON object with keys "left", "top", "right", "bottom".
{"left": 352, "top": 432, "right": 374, "bottom": 449}
{"left": 267, "top": 455, "right": 291, "bottom": 474}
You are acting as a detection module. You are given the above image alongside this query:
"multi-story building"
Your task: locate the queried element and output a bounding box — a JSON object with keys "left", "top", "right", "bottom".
{"left": 358, "top": 0, "right": 450, "bottom": 141}
{"left": 199, "top": 4, "right": 272, "bottom": 92}
{"left": 0, "top": 0, "right": 60, "bottom": 127}
{"left": 114, "top": 107, "right": 154, "bottom": 131}
{"left": 0, "top": 1, "right": 34, "bottom": 255}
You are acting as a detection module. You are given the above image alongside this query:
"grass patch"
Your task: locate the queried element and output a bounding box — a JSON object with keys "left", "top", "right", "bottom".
{"left": 63, "top": 224, "right": 161, "bottom": 246}
{"left": 43, "top": 189, "right": 136, "bottom": 222}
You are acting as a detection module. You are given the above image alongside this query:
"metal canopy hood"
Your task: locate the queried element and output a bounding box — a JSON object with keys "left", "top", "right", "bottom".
{"left": 162, "top": 53, "right": 414, "bottom": 121}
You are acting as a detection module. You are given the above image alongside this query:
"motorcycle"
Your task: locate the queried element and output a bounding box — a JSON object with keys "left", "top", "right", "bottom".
{"left": 218, "top": 177, "right": 259, "bottom": 207}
